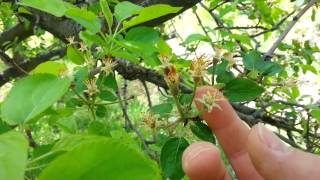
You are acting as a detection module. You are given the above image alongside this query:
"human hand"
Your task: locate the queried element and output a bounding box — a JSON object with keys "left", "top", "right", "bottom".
{"left": 182, "top": 86, "right": 320, "bottom": 180}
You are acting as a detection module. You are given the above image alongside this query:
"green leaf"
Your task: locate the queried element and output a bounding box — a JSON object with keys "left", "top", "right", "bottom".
{"left": 301, "top": 64, "right": 318, "bottom": 74}
{"left": 156, "top": 38, "right": 172, "bottom": 55}
{"left": 230, "top": 33, "right": 252, "bottom": 47}
{"left": 100, "top": 0, "right": 113, "bottom": 29}
{"left": 111, "top": 50, "right": 140, "bottom": 64}
{"left": 0, "top": 120, "right": 11, "bottom": 134}
{"left": 212, "top": 60, "right": 228, "bottom": 75}
{"left": 79, "top": 31, "right": 105, "bottom": 48}
{"left": 39, "top": 138, "right": 161, "bottom": 180}
{"left": 65, "top": 8, "right": 101, "bottom": 34}
{"left": 52, "top": 135, "right": 102, "bottom": 152}
{"left": 182, "top": 33, "right": 210, "bottom": 45}
{"left": 101, "top": 74, "right": 118, "bottom": 91}
{"left": 1, "top": 74, "right": 72, "bottom": 125}
{"left": 99, "top": 90, "right": 118, "bottom": 101}
{"left": 18, "top": 0, "right": 72, "bottom": 17}
{"left": 87, "top": 121, "right": 111, "bottom": 136}
{"left": 0, "top": 131, "right": 28, "bottom": 180}
{"left": 253, "top": 0, "right": 271, "bottom": 17}
{"left": 150, "top": 103, "right": 173, "bottom": 116}
{"left": 124, "top": 5, "right": 182, "bottom": 28}
{"left": 243, "top": 50, "right": 262, "bottom": 71}
{"left": 243, "top": 50, "right": 282, "bottom": 75}
{"left": 67, "top": 45, "right": 85, "bottom": 65}
{"left": 223, "top": 78, "right": 264, "bottom": 102}
{"left": 74, "top": 67, "right": 89, "bottom": 93}
{"left": 216, "top": 71, "right": 235, "bottom": 84}
{"left": 160, "top": 137, "right": 189, "bottom": 180}
{"left": 190, "top": 121, "right": 215, "bottom": 143}
{"left": 32, "top": 61, "right": 68, "bottom": 76}
{"left": 114, "top": 1, "right": 142, "bottom": 21}
{"left": 311, "top": 109, "right": 320, "bottom": 123}
{"left": 252, "top": 0, "right": 273, "bottom": 24}
{"left": 126, "top": 27, "right": 160, "bottom": 45}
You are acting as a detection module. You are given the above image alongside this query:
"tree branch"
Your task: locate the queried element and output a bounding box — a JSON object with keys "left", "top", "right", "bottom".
{"left": 0, "top": 22, "right": 34, "bottom": 50}
{"left": 263, "top": 0, "right": 317, "bottom": 60}
{"left": 0, "top": 48, "right": 66, "bottom": 86}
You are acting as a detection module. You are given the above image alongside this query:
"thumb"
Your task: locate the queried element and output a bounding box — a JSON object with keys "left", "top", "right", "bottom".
{"left": 247, "top": 123, "right": 320, "bottom": 180}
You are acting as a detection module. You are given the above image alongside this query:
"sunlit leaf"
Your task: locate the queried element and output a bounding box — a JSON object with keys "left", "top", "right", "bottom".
{"left": 124, "top": 5, "right": 182, "bottom": 28}
{"left": 18, "top": 0, "right": 73, "bottom": 17}
{"left": 0, "top": 131, "right": 28, "bottom": 180}
{"left": 32, "top": 61, "right": 68, "bottom": 76}
{"left": 39, "top": 137, "right": 161, "bottom": 180}
{"left": 114, "top": 1, "right": 142, "bottom": 21}
{"left": 1, "top": 74, "right": 72, "bottom": 125}
{"left": 65, "top": 8, "right": 101, "bottom": 34}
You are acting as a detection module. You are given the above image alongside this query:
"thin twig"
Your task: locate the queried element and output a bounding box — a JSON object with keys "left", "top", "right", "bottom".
{"left": 141, "top": 80, "right": 152, "bottom": 108}
{"left": 116, "top": 78, "right": 158, "bottom": 161}
{"left": 25, "top": 128, "right": 37, "bottom": 148}
{"left": 263, "top": 0, "right": 317, "bottom": 60}
{"left": 250, "top": 10, "right": 295, "bottom": 38}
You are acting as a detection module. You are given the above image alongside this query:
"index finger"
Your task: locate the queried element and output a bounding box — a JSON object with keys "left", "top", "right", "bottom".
{"left": 195, "top": 86, "right": 262, "bottom": 179}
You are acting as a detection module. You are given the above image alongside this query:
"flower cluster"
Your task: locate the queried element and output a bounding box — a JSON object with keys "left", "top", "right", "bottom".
{"left": 159, "top": 54, "right": 171, "bottom": 66}
{"left": 197, "top": 90, "right": 223, "bottom": 112}
{"left": 189, "top": 54, "right": 210, "bottom": 83}
{"left": 143, "top": 112, "right": 157, "bottom": 129}
{"left": 66, "top": 36, "right": 76, "bottom": 45}
{"left": 101, "top": 57, "right": 117, "bottom": 76}
{"left": 164, "top": 65, "right": 180, "bottom": 95}
{"left": 85, "top": 78, "right": 99, "bottom": 97}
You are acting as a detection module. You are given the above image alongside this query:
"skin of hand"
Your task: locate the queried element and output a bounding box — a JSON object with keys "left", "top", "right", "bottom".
{"left": 182, "top": 86, "right": 320, "bottom": 180}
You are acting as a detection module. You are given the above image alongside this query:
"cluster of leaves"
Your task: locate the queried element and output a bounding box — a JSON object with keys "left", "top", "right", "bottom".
{"left": 0, "top": 0, "right": 319, "bottom": 179}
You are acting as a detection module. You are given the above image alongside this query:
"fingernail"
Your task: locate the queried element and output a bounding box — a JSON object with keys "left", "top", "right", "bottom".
{"left": 256, "top": 123, "right": 292, "bottom": 153}
{"left": 183, "top": 143, "right": 214, "bottom": 169}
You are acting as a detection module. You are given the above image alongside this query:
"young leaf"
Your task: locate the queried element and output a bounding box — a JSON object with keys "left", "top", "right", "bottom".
{"left": 114, "top": 1, "right": 143, "bottom": 21}
{"left": 124, "top": 5, "right": 182, "bottom": 28}
{"left": 18, "top": 0, "right": 72, "bottom": 17}
{"left": 65, "top": 7, "right": 101, "bottom": 34}
{"left": 79, "top": 31, "right": 106, "bottom": 48}
{"left": 32, "top": 61, "right": 68, "bottom": 76}
{"left": 0, "top": 131, "right": 28, "bottom": 180}
{"left": 39, "top": 138, "right": 161, "bottom": 180}
{"left": 99, "top": 90, "right": 118, "bottom": 101}
{"left": 100, "top": 0, "right": 113, "bottom": 30}
{"left": 100, "top": 74, "right": 118, "bottom": 91}
{"left": 190, "top": 121, "right": 215, "bottom": 143}
{"left": 126, "top": 27, "right": 160, "bottom": 45}
{"left": 160, "top": 137, "right": 189, "bottom": 180}
{"left": 310, "top": 109, "right": 320, "bottom": 123}
{"left": 1, "top": 74, "right": 72, "bottom": 125}
{"left": 111, "top": 50, "right": 140, "bottom": 64}
{"left": 223, "top": 78, "right": 264, "bottom": 102}
{"left": 229, "top": 33, "right": 252, "bottom": 47}
{"left": 67, "top": 45, "right": 85, "bottom": 65}
{"left": 182, "top": 33, "right": 210, "bottom": 45}
{"left": 243, "top": 50, "right": 282, "bottom": 75}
